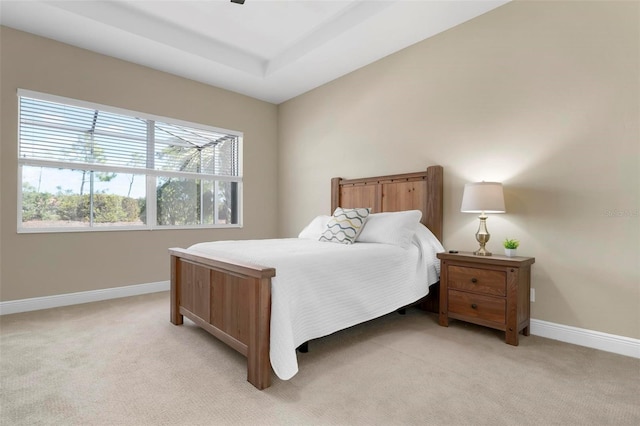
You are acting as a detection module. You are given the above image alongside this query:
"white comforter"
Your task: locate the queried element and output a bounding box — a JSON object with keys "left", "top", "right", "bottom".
{"left": 188, "top": 227, "right": 443, "bottom": 380}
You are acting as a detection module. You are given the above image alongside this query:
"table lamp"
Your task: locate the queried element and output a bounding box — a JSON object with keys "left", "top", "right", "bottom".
{"left": 461, "top": 182, "right": 505, "bottom": 256}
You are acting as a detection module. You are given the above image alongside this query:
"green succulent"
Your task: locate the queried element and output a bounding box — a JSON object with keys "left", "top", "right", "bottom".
{"left": 503, "top": 238, "right": 520, "bottom": 249}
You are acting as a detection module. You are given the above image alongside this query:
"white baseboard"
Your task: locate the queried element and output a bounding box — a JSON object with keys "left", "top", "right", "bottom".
{"left": 530, "top": 319, "right": 640, "bottom": 359}
{"left": 0, "top": 281, "right": 169, "bottom": 316}
{"left": 1, "top": 285, "right": 638, "bottom": 359}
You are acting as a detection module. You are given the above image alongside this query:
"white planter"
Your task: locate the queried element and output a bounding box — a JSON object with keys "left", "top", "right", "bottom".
{"left": 504, "top": 248, "right": 518, "bottom": 257}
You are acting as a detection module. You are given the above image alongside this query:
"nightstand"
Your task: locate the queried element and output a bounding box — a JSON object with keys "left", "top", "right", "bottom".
{"left": 437, "top": 252, "right": 535, "bottom": 345}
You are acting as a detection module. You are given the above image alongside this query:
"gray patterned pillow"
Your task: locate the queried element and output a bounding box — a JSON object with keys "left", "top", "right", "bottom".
{"left": 319, "top": 207, "right": 371, "bottom": 244}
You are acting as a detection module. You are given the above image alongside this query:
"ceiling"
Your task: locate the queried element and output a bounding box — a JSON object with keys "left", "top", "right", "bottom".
{"left": 1, "top": 0, "right": 509, "bottom": 104}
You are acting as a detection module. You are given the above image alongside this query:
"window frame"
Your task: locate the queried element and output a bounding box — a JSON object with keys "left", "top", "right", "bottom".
{"left": 17, "top": 89, "right": 243, "bottom": 234}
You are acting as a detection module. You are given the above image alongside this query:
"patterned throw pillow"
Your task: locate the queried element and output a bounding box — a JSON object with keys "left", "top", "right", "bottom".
{"left": 319, "top": 207, "right": 371, "bottom": 244}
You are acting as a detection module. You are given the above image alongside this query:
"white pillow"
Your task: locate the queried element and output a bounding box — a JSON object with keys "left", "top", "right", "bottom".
{"left": 319, "top": 207, "right": 371, "bottom": 244}
{"left": 298, "top": 215, "right": 331, "bottom": 240}
{"left": 357, "top": 210, "right": 422, "bottom": 249}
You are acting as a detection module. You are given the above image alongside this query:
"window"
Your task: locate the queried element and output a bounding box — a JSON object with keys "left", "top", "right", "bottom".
{"left": 18, "top": 90, "right": 242, "bottom": 232}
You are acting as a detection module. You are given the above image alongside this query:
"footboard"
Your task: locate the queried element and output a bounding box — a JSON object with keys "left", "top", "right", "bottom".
{"left": 169, "top": 248, "right": 276, "bottom": 390}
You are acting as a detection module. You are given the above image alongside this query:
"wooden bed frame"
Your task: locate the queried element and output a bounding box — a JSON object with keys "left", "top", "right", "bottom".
{"left": 169, "top": 165, "right": 443, "bottom": 390}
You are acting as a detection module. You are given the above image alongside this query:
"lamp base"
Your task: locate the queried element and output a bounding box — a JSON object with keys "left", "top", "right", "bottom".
{"left": 474, "top": 214, "right": 492, "bottom": 256}
{"left": 473, "top": 247, "right": 492, "bottom": 256}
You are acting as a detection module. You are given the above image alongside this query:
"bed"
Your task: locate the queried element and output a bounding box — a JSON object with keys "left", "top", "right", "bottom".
{"left": 169, "top": 165, "right": 444, "bottom": 389}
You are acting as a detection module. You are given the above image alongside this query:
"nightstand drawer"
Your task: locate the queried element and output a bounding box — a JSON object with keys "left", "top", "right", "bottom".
{"left": 448, "top": 266, "right": 506, "bottom": 296}
{"left": 448, "top": 290, "right": 506, "bottom": 324}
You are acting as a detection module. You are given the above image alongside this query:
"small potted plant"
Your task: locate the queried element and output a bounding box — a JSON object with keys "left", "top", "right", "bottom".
{"left": 503, "top": 238, "right": 520, "bottom": 257}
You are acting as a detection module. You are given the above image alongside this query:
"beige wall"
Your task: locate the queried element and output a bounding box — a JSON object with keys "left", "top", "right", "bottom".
{"left": 278, "top": 1, "right": 639, "bottom": 339}
{"left": 0, "top": 27, "right": 279, "bottom": 301}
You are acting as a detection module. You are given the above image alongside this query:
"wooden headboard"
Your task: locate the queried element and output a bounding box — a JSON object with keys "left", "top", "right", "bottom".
{"left": 330, "top": 165, "right": 443, "bottom": 242}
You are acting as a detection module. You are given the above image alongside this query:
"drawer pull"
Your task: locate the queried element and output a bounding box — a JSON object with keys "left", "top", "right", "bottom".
{"left": 471, "top": 278, "right": 478, "bottom": 283}
{"left": 471, "top": 303, "right": 478, "bottom": 309}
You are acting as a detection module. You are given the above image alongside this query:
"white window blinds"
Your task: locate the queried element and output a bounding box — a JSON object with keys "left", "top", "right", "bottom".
{"left": 17, "top": 89, "right": 242, "bottom": 232}
{"left": 19, "top": 94, "right": 240, "bottom": 177}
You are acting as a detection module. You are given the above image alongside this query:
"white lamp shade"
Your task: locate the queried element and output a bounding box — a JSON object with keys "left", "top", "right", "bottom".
{"left": 460, "top": 182, "right": 506, "bottom": 213}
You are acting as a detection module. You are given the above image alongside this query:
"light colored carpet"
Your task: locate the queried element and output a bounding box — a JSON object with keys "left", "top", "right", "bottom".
{"left": 1, "top": 292, "right": 638, "bottom": 425}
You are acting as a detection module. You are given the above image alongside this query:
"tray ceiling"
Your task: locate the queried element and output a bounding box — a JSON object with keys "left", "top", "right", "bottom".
{"left": 1, "top": 0, "right": 509, "bottom": 104}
